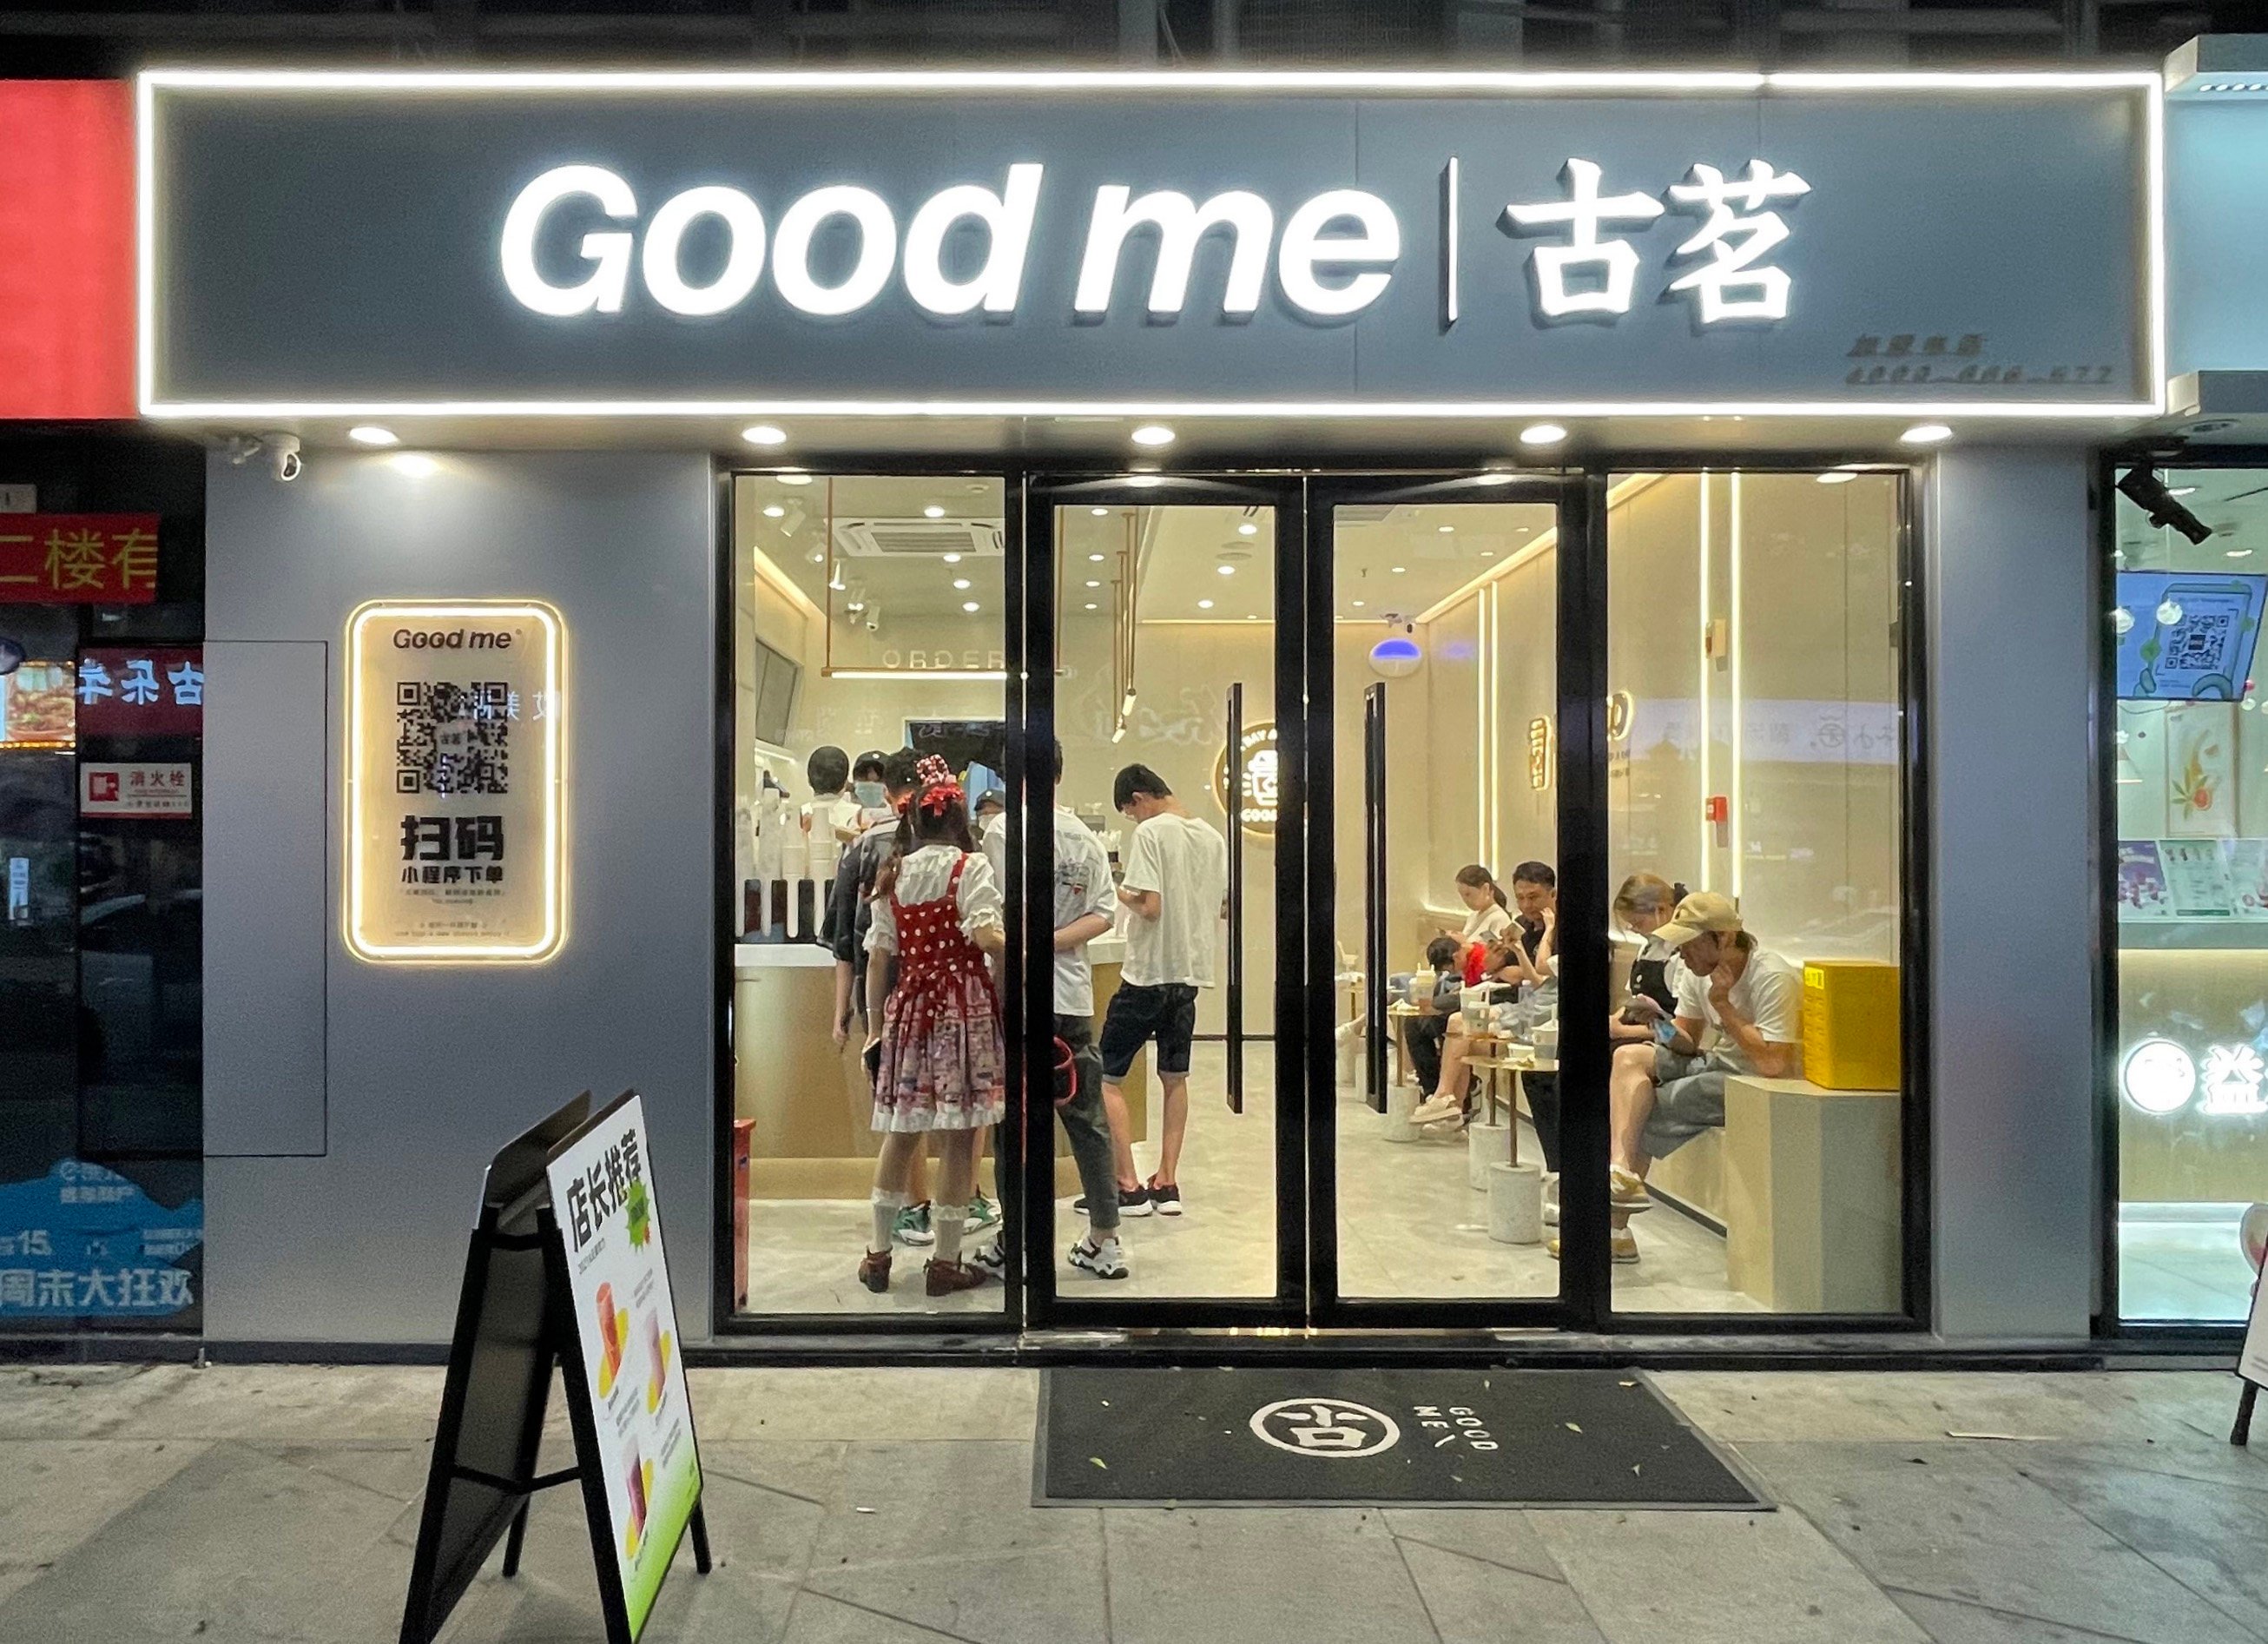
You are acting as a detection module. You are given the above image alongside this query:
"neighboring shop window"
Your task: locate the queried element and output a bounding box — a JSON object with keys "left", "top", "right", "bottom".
{"left": 2111, "top": 465, "right": 2268, "bottom": 1324}
{"left": 1605, "top": 471, "right": 1908, "bottom": 1317}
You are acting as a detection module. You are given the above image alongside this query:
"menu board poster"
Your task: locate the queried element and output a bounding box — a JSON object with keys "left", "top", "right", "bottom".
{"left": 546, "top": 1097, "right": 699, "bottom": 1641}
{"left": 2117, "top": 841, "right": 2172, "bottom": 920}
{"left": 345, "top": 601, "right": 564, "bottom": 962}
{"left": 2227, "top": 841, "right": 2268, "bottom": 921}
{"left": 2161, "top": 839, "right": 2238, "bottom": 918}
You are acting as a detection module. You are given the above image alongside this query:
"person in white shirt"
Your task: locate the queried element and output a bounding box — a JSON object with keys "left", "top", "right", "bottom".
{"left": 1594, "top": 891, "right": 1801, "bottom": 1266}
{"left": 1097, "top": 763, "right": 1229, "bottom": 1218}
{"left": 975, "top": 740, "right": 1131, "bottom": 1280}
{"left": 800, "top": 746, "right": 861, "bottom": 883}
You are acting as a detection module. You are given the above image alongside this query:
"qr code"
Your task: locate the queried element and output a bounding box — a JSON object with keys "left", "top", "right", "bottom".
{"left": 2167, "top": 612, "right": 2234, "bottom": 675}
{"left": 394, "top": 681, "right": 511, "bottom": 796}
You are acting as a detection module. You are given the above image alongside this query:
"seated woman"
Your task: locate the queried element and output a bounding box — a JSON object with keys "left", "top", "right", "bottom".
{"left": 1412, "top": 861, "right": 1557, "bottom": 1127}
{"left": 1610, "top": 872, "right": 1688, "bottom": 1036}
{"left": 1441, "top": 862, "right": 1514, "bottom": 947}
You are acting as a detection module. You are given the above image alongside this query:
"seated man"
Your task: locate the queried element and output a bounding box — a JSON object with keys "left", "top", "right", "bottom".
{"left": 1573, "top": 891, "right": 1799, "bottom": 1265}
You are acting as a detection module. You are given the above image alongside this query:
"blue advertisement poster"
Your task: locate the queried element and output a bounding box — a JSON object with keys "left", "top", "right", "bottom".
{"left": 2116, "top": 571, "right": 2268, "bottom": 702}
{"left": 0, "top": 1159, "right": 202, "bottom": 1318}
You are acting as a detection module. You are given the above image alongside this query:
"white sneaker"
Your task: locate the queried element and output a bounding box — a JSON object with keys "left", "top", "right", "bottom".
{"left": 1069, "top": 1236, "right": 1129, "bottom": 1280}
{"left": 1608, "top": 1165, "right": 1653, "bottom": 1214}
{"left": 1542, "top": 1172, "right": 1560, "bottom": 1228}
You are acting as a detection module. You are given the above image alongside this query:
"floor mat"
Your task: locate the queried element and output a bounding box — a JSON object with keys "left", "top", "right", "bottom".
{"left": 1036, "top": 1367, "right": 1767, "bottom": 1508}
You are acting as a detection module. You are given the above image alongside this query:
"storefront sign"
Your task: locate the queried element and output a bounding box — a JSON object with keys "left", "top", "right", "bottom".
{"left": 0, "top": 1159, "right": 201, "bottom": 1319}
{"left": 346, "top": 600, "right": 564, "bottom": 962}
{"left": 142, "top": 71, "right": 2156, "bottom": 418}
{"left": 2121, "top": 1034, "right": 2268, "bottom": 1118}
{"left": 545, "top": 1096, "right": 700, "bottom": 1640}
{"left": 81, "top": 761, "right": 193, "bottom": 817}
{"left": 76, "top": 645, "right": 202, "bottom": 733}
{"left": 1213, "top": 720, "right": 1280, "bottom": 836}
{"left": 0, "top": 513, "right": 157, "bottom": 603}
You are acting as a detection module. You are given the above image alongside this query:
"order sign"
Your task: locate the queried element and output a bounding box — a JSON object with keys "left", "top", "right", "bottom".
{"left": 547, "top": 1097, "right": 701, "bottom": 1640}
{"left": 346, "top": 601, "right": 564, "bottom": 962}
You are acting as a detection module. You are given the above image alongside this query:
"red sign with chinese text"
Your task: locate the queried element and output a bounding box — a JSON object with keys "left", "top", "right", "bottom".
{"left": 0, "top": 515, "right": 160, "bottom": 604}
{"left": 76, "top": 646, "right": 201, "bottom": 734}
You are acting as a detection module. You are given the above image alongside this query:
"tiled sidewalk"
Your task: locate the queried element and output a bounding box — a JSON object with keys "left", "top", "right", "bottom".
{"left": 1, "top": 1363, "right": 2263, "bottom": 1643}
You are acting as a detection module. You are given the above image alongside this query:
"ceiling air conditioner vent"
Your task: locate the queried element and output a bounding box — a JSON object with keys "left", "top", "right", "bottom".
{"left": 833, "top": 518, "right": 1005, "bottom": 558}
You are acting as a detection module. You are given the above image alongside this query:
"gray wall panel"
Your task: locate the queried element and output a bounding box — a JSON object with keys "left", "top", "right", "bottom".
{"left": 202, "top": 640, "right": 329, "bottom": 1159}
{"left": 202, "top": 452, "right": 715, "bottom": 1345}
{"left": 1927, "top": 447, "right": 2098, "bottom": 1341}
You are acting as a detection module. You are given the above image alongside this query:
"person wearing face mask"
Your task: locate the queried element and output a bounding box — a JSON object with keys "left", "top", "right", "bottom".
{"left": 850, "top": 749, "right": 894, "bottom": 832}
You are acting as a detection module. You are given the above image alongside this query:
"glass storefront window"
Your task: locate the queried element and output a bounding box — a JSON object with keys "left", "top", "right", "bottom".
{"left": 1606, "top": 471, "right": 1908, "bottom": 1316}
{"left": 2111, "top": 465, "right": 2268, "bottom": 1324}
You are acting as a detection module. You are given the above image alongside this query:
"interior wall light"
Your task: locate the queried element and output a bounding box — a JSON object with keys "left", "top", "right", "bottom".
{"left": 742, "top": 424, "right": 788, "bottom": 446}
{"left": 1518, "top": 423, "right": 1567, "bottom": 447}
{"left": 1131, "top": 424, "right": 1176, "bottom": 447}
{"left": 348, "top": 425, "right": 399, "bottom": 446}
{"left": 1815, "top": 470, "right": 1858, "bottom": 485}
{"left": 924, "top": 505, "right": 945, "bottom": 518}
{"left": 775, "top": 471, "right": 814, "bottom": 485}
{"left": 1899, "top": 423, "right": 1954, "bottom": 445}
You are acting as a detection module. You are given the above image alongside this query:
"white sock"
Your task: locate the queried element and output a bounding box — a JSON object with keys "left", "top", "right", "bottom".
{"left": 933, "top": 1210, "right": 967, "bottom": 1266}
{"left": 870, "top": 1189, "right": 907, "bottom": 1252}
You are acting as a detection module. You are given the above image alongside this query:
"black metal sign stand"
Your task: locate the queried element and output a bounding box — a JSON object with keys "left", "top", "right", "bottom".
{"left": 399, "top": 1093, "right": 713, "bottom": 1644}
{"left": 2233, "top": 1382, "right": 2255, "bottom": 1448}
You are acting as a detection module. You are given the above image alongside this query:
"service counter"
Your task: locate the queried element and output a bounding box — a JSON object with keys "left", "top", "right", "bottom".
{"left": 732, "top": 936, "right": 1143, "bottom": 1199}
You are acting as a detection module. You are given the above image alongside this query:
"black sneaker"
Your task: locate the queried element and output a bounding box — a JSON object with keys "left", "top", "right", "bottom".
{"left": 1076, "top": 1185, "right": 1149, "bottom": 1217}
{"left": 1146, "top": 1179, "right": 1182, "bottom": 1217}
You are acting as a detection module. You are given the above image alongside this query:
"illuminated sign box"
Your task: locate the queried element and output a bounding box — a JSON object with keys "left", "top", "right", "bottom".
{"left": 346, "top": 601, "right": 565, "bottom": 963}
{"left": 141, "top": 70, "right": 2159, "bottom": 420}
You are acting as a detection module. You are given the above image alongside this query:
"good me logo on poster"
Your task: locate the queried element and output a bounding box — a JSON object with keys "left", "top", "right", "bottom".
{"left": 503, "top": 156, "right": 1813, "bottom": 327}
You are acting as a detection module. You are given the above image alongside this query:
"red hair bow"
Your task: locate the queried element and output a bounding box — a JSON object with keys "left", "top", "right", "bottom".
{"left": 917, "top": 779, "right": 966, "bottom": 817}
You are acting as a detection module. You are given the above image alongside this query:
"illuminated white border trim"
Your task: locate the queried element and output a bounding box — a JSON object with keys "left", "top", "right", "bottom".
{"left": 138, "top": 68, "right": 2166, "bottom": 422}
{"left": 345, "top": 599, "right": 566, "bottom": 963}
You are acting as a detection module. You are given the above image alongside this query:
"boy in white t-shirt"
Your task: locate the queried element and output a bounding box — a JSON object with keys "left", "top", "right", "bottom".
{"left": 1096, "top": 763, "right": 1229, "bottom": 1218}
{"left": 1588, "top": 891, "right": 1801, "bottom": 1266}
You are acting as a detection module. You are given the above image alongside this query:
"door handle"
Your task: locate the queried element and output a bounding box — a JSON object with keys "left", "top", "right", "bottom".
{"left": 1364, "top": 682, "right": 1388, "bottom": 1113}
{"left": 1224, "top": 681, "right": 1244, "bottom": 1115}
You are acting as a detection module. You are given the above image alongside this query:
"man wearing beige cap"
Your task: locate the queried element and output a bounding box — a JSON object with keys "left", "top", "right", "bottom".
{"left": 1581, "top": 890, "right": 1801, "bottom": 1264}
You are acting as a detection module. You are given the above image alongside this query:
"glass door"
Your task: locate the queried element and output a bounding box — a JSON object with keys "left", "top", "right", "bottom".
{"left": 1019, "top": 477, "right": 1307, "bottom": 1328}
{"left": 1303, "top": 476, "right": 1601, "bottom": 1329}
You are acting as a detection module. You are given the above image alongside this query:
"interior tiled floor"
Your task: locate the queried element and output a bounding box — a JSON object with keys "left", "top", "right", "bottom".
{"left": 2119, "top": 1207, "right": 2257, "bottom": 1323}
{"left": 742, "top": 1045, "right": 1757, "bottom": 1317}
{"left": 2, "top": 1361, "right": 2260, "bottom": 1644}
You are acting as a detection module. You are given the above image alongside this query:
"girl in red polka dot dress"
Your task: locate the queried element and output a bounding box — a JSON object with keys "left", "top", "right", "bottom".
{"left": 859, "top": 763, "right": 1007, "bottom": 1297}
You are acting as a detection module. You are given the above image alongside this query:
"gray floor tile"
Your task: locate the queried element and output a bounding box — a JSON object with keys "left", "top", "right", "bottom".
{"left": 1889, "top": 1588, "right": 2175, "bottom": 1643}
{"left": 1104, "top": 1509, "right": 1437, "bottom": 1644}
{"left": 1533, "top": 1509, "right": 1932, "bottom": 1644}
{"left": 0, "top": 1438, "right": 209, "bottom": 1604}
{"left": 0, "top": 1440, "right": 412, "bottom": 1644}
{"left": 691, "top": 1369, "right": 1037, "bottom": 1443}
{"left": 1382, "top": 1505, "right": 1569, "bottom": 1581}
{"left": 1397, "top": 1538, "right": 1608, "bottom": 1642}
{"left": 1739, "top": 1441, "right": 2261, "bottom": 1644}
{"left": 1660, "top": 1372, "right": 2233, "bottom": 1446}
{"left": 781, "top": 1589, "right": 986, "bottom": 1643}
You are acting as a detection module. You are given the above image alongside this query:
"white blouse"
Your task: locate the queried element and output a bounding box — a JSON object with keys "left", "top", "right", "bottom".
{"left": 865, "top": 844, "right": 1005, "bottom": 954}
{"left": 1460, "top": 902, "right": 1514, "bottom": 942}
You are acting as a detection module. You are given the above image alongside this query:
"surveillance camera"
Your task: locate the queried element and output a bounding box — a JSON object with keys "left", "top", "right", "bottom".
{"left": 263, "top": 432, "right": 303, "bottom": 484}
{"left": 2117, "top": 467, "right": 2212, "bottom": 545}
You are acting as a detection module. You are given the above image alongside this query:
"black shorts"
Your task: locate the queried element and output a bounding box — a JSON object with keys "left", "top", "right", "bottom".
{"left": 1098, "top": 982, "right": 1199, "bottom": 1079}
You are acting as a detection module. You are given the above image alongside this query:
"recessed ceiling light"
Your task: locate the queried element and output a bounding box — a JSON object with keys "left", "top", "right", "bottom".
{"left": 1198, "top": 598, "right": 1215, "bottom": 610}
{"left": 1816, "top": 471, "right": 1859, "bottom": 485}
{"left": 1091, "top": 506, "right": 1110, "bottom": 517}
{"left": 1245, "top": 613, "right": 1259, "bottom": 621}
{"left": 1482, "top": 551, "right": 1496, "bottom": 559}
{"left": 1900, "top": 423, "right": 1954, "bottom": 446}
{"left": 1351, "top": 599, "right": 1366, "bottom": 608}
{"left": 2171, "top": 486, "right": 2199, "bottom": 498}
{"left": 348, "top": 425, "right": 398, "bottom": 446}
{"left": 1237, "top": 523, "right": 1257, "bottom": 537}
{"left": 742, "top": 425, "right": 788, "bottom": 447}
{"left": 1474, "top": 472, "right": 1515, "bottom": 486}
{"left": 1131, "top": 424, "right": 1176, "bottom": 448}
{"left": 2229, "top": 548, "right": 2255, "bottom": 559}
{"left": 1089, "top": 552, "right": 1105, "bottom": 562}
{"left": 924, "top": 505, "right": 945, "bottom": 519}
{"left": 961, "top": 600, "right": 980, "bottom": 613}
{"left": 942, "top": 552, "right": 962, "bottom": 564}
{"left": 1519, "top": 423, "right": 1567, "bottom": 447}
{"left": 1391, "top": 565, "right": 1407, "bottom": 574}
{"left": 1216, "top": 565, "right": 1235, "bottom": 576}
{"left": 775, "top": 471, "right": 814, "bottom": 485}
{"left": 1085, "top": 578, "right": 1101, "bottom": 588}
{"left": 1085, "top": 602, "right": 1098, "bottom": 611}
{"left": 1125, "top": 475, "right": 1165, "bottom": 489}
{"left": 953, "top": 578, "right": 972, "bottom": 590}
{"left": 1438, "top": 525, "right": 1454, "bottom": 534}
{"left": 761, "top": 504, "right": 786, "bottom": 518}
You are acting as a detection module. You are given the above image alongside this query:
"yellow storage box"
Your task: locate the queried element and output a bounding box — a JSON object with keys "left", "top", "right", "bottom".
{"left": 1801, "top": 960, "right": 1901, "bottom": 1090}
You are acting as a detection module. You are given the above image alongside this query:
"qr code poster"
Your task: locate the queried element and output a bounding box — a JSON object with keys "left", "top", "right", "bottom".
{"left": 346, "top": 601, "right": 565, "bottom": 962}
{"left": 2115, "top": 571, "right": 2268, "bottom": 703}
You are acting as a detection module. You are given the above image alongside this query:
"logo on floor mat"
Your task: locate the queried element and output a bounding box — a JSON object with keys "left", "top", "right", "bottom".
{"left": 1249, "top": 1397, "right": 1402, "bottom": 1458}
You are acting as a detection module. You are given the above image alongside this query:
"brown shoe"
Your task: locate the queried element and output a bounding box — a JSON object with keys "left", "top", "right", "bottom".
{"left": 857, "top": 1249, "right": 892, "bottom": 1293}
{"left": 924, "top": 1258, "right": 986, "bottom": 1297}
